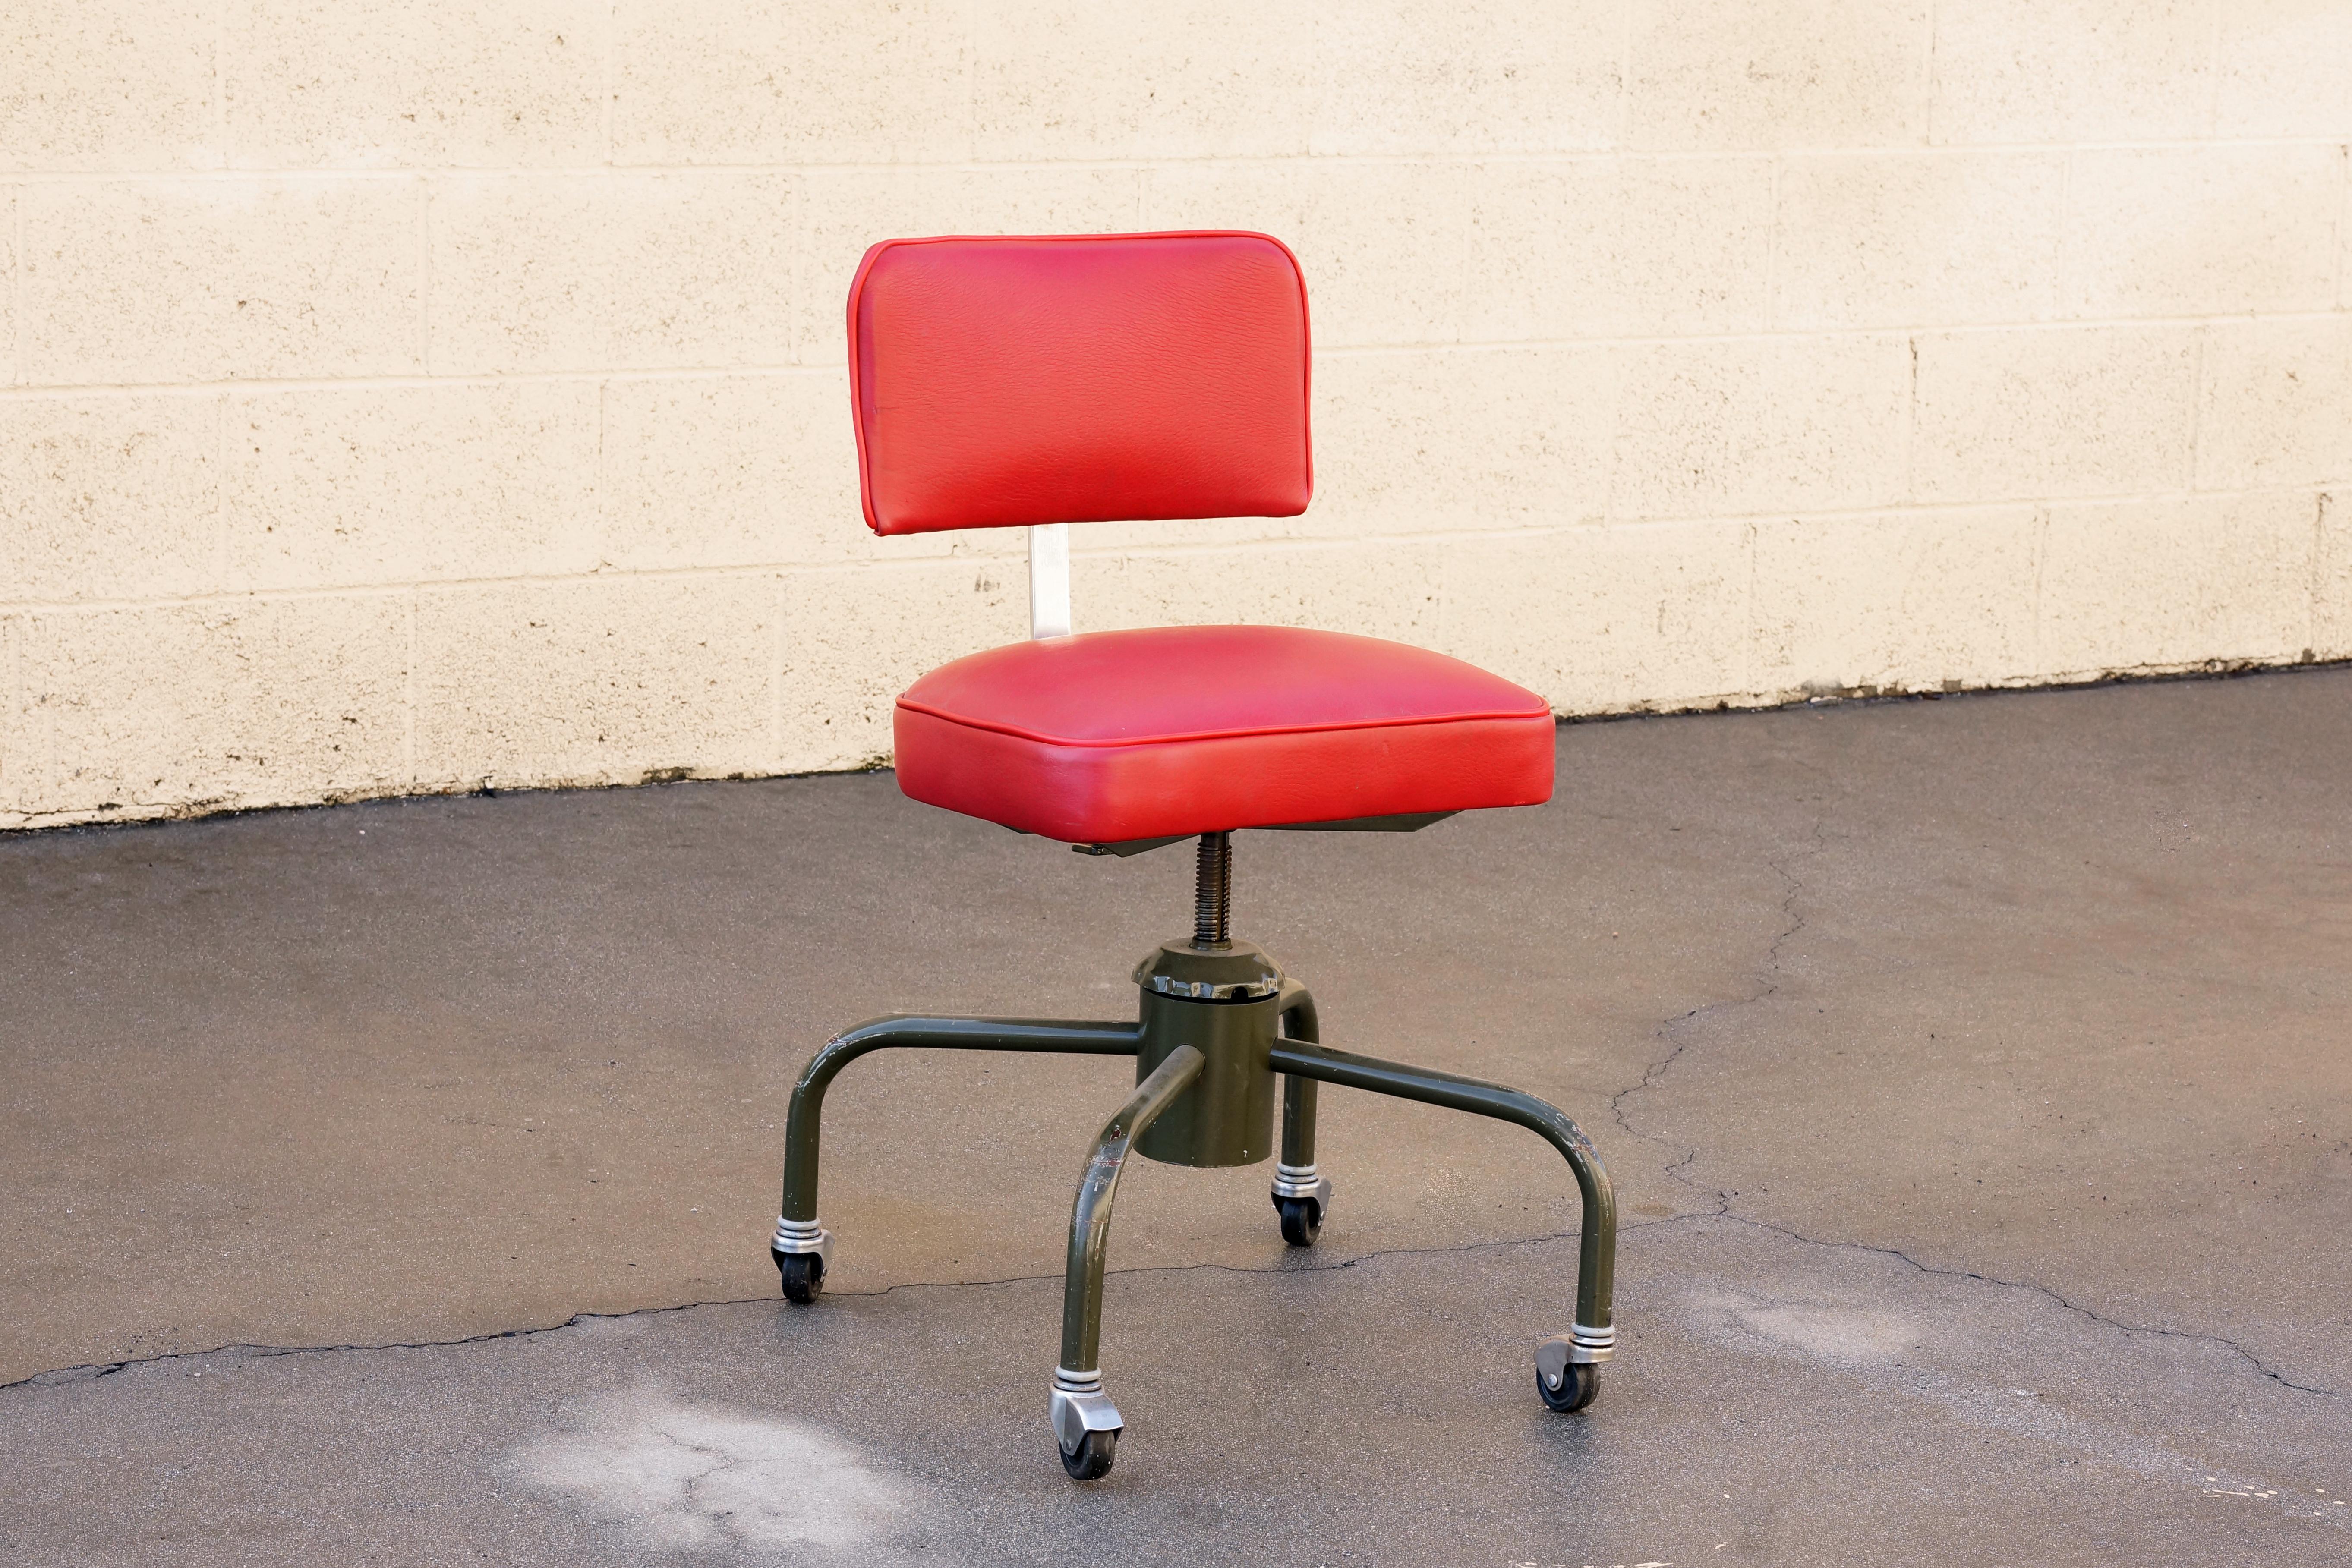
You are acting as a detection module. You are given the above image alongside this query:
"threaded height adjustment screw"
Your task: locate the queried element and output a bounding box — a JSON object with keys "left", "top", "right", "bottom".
{"left": 1192, "top": 832, "right": 1232, "bottom": 949}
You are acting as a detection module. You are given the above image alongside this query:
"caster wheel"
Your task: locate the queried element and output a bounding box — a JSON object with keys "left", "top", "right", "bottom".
{"left": 1059, "top": 1428, "right": 1118, "bottom": 1480}
{"left": 1274, "top": 1195, "right": 1322, "bottom": 1247}
{"left": 774, "top": 1250, "right": 824, "bottom": 1304}
{"left": 1539, "top": 1360, "right": 1599, "bottom": 1413}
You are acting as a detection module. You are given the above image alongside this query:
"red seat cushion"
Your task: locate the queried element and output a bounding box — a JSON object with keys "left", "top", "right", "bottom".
{"left": 894, "top": 626, "right": 1555, "bottom": 844}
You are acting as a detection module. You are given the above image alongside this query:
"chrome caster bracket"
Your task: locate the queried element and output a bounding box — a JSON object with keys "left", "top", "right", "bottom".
{"left": 1270, "top": 1161, "right": 1334, "bottom": 1245}
{"left": 1538, "top": 1322, "right": 1615, "bottom": 1376}
{"left": 1050, "top": 1367, "right": 1124, "bottom": 1478}
{"left": 1269, "top": 1161, "right": 1334, "bottom": 1216}
{"left": 770, "top": 1214, "right": 835, "bottom": 1266}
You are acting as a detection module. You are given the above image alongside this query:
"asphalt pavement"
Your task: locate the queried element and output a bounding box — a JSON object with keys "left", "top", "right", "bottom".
{"left": 4, "top": 669, "right": 2346, "bottom": 1565}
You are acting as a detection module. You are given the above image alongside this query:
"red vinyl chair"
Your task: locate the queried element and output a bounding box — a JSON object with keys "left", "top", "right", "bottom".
{"left": 770, "top": 232, "right": 1617, "bottom": 1480}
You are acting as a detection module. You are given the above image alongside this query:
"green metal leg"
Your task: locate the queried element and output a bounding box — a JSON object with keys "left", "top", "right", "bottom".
{"left": 1266, "top": 1038, "right": 1617, "bottom": 1366}
{"left": 1271, "top": 983, "right": 1333, "bottom": 1240}
{"left": 1050, "top": 1044, "right": 1205, "bottom": 1470}
{"left": 772, "top": 1014, "right": 1141, "bottom": 1297}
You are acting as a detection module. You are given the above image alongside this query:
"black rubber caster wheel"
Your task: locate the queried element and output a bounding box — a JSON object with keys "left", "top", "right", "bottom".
{"left": 774, "top": 1249, "right": 824, "bottom": 1305}
{"left": 1539, "top": 1360, "right": 1599, "bottom": 1412}
{"left": 1274, "top": 1195, "right": 1323, "bottom": 1247}
{"left": 1059, "top": 1428, "right": 1118, "bottom": 1480}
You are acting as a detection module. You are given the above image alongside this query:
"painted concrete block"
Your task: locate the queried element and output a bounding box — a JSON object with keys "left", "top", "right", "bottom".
{"left": 971, "top": 2, "right": 1316, "bottom": 161}
{"left": 779, "top": 559, "right": 1025, "bottom": 772}
{"left": 413, "top": 575, "right": 778, "bottom": 787}
{"left": 1627, "top": 0, "right": 1930, "bottom": 151}
{"left": 1771, "top": 152, "right": 2064, "bottom": 330}
{"left": 2317, "top": 491, "right": 2352, "bottom": 659}
{"left": 0, "top": 616, "right": 24, "bottom": 817}
{"left": 1462, "top": 157, "right": 1775, "bottom": 339}
{"left": 1931, "top": 1, "right": 2214, "bottom": 144}
{"left": 2216, "top": 3, "right": 2352, "bottom": 139}
{"left": 1911, "top": 326, "right": 2197, "bottom": 503}
{"left": 226, "top": 0, "right": 603, "bottom": 168}
{"left": 2196, "top": 318, "right": 2352, "bottom": 492}
{"left": 1614, "top": 335, "right": 1912, "bottom": 519}
{"left": 0, "top": 395, "right": 219, "bottom": 601}
{"left": 21, "top": 177, "right": 424, "bottom": 383}
{"left": 0, "top": 0, "right": 221, "bottom": 172}
{"left": 613, "top": 0, "right": 973, "bottom": 165}
{"left": 13, "top": 593, "right": 409, "bottom": 819}
{"left": 428, "top": 173, "right": 795, "bottom": 375}
{"left": 223, "top": 381, "right": 602, "bottom": 590}
{"left": 1438, "top": 521, "right": 1752, "bottom": 712}
{"left": 2037, "top": 493, "right": 2316, "bottom": 674}
{"left": 1750, "top": 506, "right": 2040, "bottom": 694}
{"left": 0, "top": 186, "right": 13, "bottom": 384}
{"left": 1075, "top": 537, "right": 1444, "bottom": 646}
{"left": 1304, "top": 2, "right": 1623, "bottom": 155}
{"left": 2063, "top": 146, "right": 2343, "bottom": 319}
{"left": 1310, "top": 345, "right": 1617, "bottom": 538}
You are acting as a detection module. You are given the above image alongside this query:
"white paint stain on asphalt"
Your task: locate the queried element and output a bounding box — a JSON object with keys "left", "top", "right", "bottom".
{"left": 1696, "top": 1291, "right": 1921, "bottom": 1364}
{"left": 514, "top": 1389, "right": 903, "bottom": 1553}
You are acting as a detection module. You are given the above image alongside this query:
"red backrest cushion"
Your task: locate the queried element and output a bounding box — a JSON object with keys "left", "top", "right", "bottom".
{"left": 847, "top": 232, "right": 1314, "bottom": 535}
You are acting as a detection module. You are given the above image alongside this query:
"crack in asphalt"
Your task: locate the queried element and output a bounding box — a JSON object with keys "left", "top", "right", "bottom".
{"left": 662, "top": 1430, "right": 750, "bottom": 1545}
{"left": 0, "top": 1226, "right": 1648, "bottom": 1395}
{"left": 1710, "top": 1209, "right": 2345, "bottom": 1401}
{"left": 7, "top": 1208, "right": 2338, "bottom": 1403}
{"left": 1607, "top": 808, "right": 1826, "bottom": 1212}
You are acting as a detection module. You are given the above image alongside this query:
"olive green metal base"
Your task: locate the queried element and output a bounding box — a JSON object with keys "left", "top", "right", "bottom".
{"left": 769, "top": 933, "right": 1619, "bottom": 1480}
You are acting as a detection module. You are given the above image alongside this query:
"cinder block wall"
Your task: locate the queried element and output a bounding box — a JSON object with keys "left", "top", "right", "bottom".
{"left": 3, "top": 3, "right": 2348, "bottom": 828}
